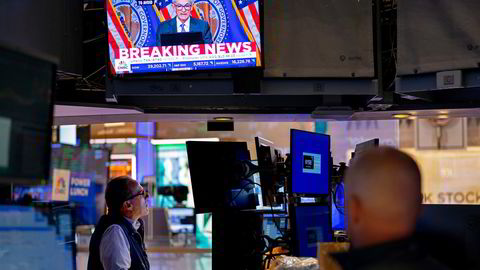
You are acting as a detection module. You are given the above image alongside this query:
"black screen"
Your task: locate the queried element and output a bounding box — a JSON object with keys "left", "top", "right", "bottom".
{"left": 0, "top": 46, "right": 55, "bottom": 183}
{"left": 186, "top": 141, "right": 254, "bottom": 213}
{"left": 254, "top": 137, "right": 276, "bottom": 205}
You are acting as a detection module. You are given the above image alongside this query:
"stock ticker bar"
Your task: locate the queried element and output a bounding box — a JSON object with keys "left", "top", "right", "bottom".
{"left": 114, "top": 42, "right": 258, "bottom": 73}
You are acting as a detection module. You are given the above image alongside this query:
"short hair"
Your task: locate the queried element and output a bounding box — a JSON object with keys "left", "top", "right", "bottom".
{"left": 172, "top": 0, "right": 194, "bottom": 4}
{"left": 105, "top": 176, "right": 134, "bottom": 215}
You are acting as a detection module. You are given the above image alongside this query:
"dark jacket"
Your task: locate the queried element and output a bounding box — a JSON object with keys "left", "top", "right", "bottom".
{"left": 156, "top": 17, "right": 213, "bottom": 46}
{"left": 331, "top": 237, "right": 451, "bottom": 270}
{"left": 87, "top": 214, "right": 150, "bottom": 270}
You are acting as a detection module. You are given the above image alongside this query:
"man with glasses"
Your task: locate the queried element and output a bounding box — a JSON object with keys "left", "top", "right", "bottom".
{"left": 156, "top": 0, "right": 213, "bottom": 46}
{"left": 88, "top": 176, "right": 150, "bottom": 270}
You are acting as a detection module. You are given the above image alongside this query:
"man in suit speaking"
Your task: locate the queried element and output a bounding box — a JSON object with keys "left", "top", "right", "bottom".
{"left": 156, "top": 0, "right": 213, "bottom": 46}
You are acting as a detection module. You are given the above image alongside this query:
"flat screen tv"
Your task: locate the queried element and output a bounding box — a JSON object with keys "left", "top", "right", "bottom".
{"left": 0, "top": 44, "right": 55, "bottom": 184}
{"left": 107, "top": 0, "right": 263, "bottom": 74}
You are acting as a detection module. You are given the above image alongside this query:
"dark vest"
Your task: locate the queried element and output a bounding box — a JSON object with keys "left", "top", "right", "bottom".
{"left": 87, "top": 214, "right": 150, "bottom": 270}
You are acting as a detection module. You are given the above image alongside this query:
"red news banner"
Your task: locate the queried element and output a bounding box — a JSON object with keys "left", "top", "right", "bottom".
{"left": 113, "top": 42, "right": 258, "bottom": 73}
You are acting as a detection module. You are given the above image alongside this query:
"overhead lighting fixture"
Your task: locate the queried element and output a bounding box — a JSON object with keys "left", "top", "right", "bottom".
{"left": 213, "top": 117, "right": 233, "bottom": 121}
{"left": 438, "top": 110, "right": 449, "bottom": 114}
{"left": 408, "top": 116, "right": 417, "bottom": 120}
{"left": 104, "top": 122, "right": 126, "bottom": 127}
{"left": 392, "top": 113, "right": 411, "bottom": 119}
{"left": 437, "top": 114, "right": 449, "bottom": 119}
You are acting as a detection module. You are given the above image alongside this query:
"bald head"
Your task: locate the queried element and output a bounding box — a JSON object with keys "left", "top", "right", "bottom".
{"left": 345, "top": 147, "right": 422, "bottom": 248}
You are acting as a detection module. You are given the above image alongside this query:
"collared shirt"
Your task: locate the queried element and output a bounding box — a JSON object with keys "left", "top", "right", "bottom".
{"left": 99, "top": 217, "right": 141, "bottom": 270}
{"left": 176, "top": 16, "right": 191, "bottom": 32}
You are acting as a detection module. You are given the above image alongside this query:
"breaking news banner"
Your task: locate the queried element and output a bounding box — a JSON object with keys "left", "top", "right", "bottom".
{"left": 107, "top": 0, "right": 261, "bottom": 74}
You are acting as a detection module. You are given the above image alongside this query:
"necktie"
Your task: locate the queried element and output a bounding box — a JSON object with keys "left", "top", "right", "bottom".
{"left": 180, "top": 23, "right": 186, "bottom": 32}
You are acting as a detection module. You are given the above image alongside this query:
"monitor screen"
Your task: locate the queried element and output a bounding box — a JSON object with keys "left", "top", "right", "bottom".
{"left": 0, "top": 205, "right": 75, "bottom": 270}
{"left": 107, "top": 0, "right": 262, "bottom": 74}
{"left": 186, "top": 141, "right": 255, "bottom": 213}
{"left": 0, "top": 45, "right": 55, "bottom": 184}
{"left": 331, "top": 182, "right": 345, "bottom": 230}
{"left": 353, "top": 138, "right": 379, "bottom": 159}
{"left": 262, "top": 213, "right": 288, "bottom": 240}
{"left": 59, "top": 125, "right": 77, "bottom": 146}
{"left": 290, "top": 129, "right": 330, "bottom": 195}
{"left": 167, "top": 208, "right": 195, "bottom": 233}
{"left": 292, "top": 205, "right": 332, "bottom": 257}
{"left": 255, "top": 137, "right": 276, "bottom": 205}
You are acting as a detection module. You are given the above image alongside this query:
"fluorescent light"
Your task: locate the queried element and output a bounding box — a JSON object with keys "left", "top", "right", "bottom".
{"left": 104, "top": 122, "right": 126, "bottom": 127}
{"left": 213, "top": 117, "right": 233, "bottom": 121}
{"left": 151, "top": 138, "right": 220, "bottom": 145}
{"left": 408, "top": 116, "right": 417, "bottom": 120}
{"left": 437, "top": 114, "right": 449, "bottom": 119}
{"left": 90, "top": 138, "right": 137, "bottom": 144}
{"left": 393, "top": 114, "right": 411, "bottom": 119}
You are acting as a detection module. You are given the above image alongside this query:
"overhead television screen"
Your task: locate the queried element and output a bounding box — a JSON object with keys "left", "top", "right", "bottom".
{"left": 107, "top": 0, "right": 262, "bottom": 74}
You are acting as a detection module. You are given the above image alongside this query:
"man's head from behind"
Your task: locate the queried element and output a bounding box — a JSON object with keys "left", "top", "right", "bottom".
{"left": 105, "top": 176, "right": 149, "bottom": 220}
{"left": 173, "top": 0, "right": 194, "bottom": 23}
{"left": 345, "top": 147, "right": 422, "bottom": 248}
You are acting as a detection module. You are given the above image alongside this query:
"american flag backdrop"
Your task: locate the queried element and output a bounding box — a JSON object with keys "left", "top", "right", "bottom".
{"left": 106, "top": 0, "right": 133, "bottom": 74}
{"left": 233, "top": 0, "right": 261, "bottom": 52}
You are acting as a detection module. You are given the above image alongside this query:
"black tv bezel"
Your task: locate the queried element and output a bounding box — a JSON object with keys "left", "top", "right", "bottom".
{"left": 105, "top": 0, "right": 265, "bottom": 78}
{"left": 0, "top": 43, "right": 55, "bottom": 185}
{"left": 289, "top": 129, "right": 331, "bottom": 197}
{"left": 254, "top": 136, "right": 277, "bottom": 206}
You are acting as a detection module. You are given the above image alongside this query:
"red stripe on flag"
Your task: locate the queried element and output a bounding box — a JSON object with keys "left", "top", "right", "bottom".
{"left": 161, "top": 8, "right": 171, "bottom": 21}
{"left": 108, "top": 31, "right": 120, "bottom": 59}
{"left": 108, "top": 31, "right": 120, "bottom": 75}
{"left": 106, "top": 0, "right": 132, "bottom": 48}
{"left": 109, "top": 61, "right": 117, "bottom": 75}
{"left": 191, "top": 9, "right": 199, "bottom": 19}
{"left": 247, "top": 4, "right": 260, "bottom": 32}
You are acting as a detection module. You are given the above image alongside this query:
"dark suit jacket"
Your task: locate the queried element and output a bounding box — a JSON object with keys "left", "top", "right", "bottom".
{"left": 156, "top": 17, "right": 213, "bottom": 46}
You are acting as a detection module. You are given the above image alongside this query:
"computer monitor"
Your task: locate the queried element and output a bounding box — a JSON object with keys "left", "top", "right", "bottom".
{"left": 255, "top": 137, "right": 277, "bottom": 205}
{"left": 186, "top": 141, "right": 256, "bottom": 213}
{"left": 331, "top": 182, "right": 345, "bottom": 231}
{"left": 167, "top": 208, "right": 196, "bottom": 234}
{"left": 263, "top": 213, "right": 288, "bottom": 240}
{"left": 0, "top": 204, "right": 76, "bottom": 270}
{"left": 353, "top": 138, "right": 379, "bottom": 159}
{"left": 161, "top": 32, "right": 205, "bottom": 46}
{"left": 291, "top": 204, "right": 332, "bottom": 257}
{"left": 416, "top": 204, "right": 480, "bottom": 269}
{"left": 290, "top": 129, "right": 330, "bottom": 196}
{"left": 0, "top": 44, "right": 55, "bottom": 184}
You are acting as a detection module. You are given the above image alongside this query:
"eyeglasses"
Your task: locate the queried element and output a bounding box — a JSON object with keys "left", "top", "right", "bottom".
{"left": 126, "top": 189, "right": 149, "bottom": 201}
{"left": 174, "top": 3, "right": 192, "bottom": 10}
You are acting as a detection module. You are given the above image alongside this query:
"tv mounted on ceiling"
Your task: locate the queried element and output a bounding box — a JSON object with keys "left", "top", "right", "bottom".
{"left": 106, "top": 0, "right": 263, "bottom": 75}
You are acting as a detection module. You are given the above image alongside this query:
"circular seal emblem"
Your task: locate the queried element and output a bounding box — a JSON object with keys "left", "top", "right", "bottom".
{"left": 194, "top": 0, "right": 227, "bottom": 43}
{"left": 112, "top": 0, "right": 149, "bottom": 47}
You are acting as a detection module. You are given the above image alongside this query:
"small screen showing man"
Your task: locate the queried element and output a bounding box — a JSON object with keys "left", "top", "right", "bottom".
{"left": 107, "top": 0, "right": 261, "bottom": 74}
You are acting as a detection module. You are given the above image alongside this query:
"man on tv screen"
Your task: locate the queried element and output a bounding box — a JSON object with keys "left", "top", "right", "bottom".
{"left": 156, "top": 0, "right": 213, "bottom": 46}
